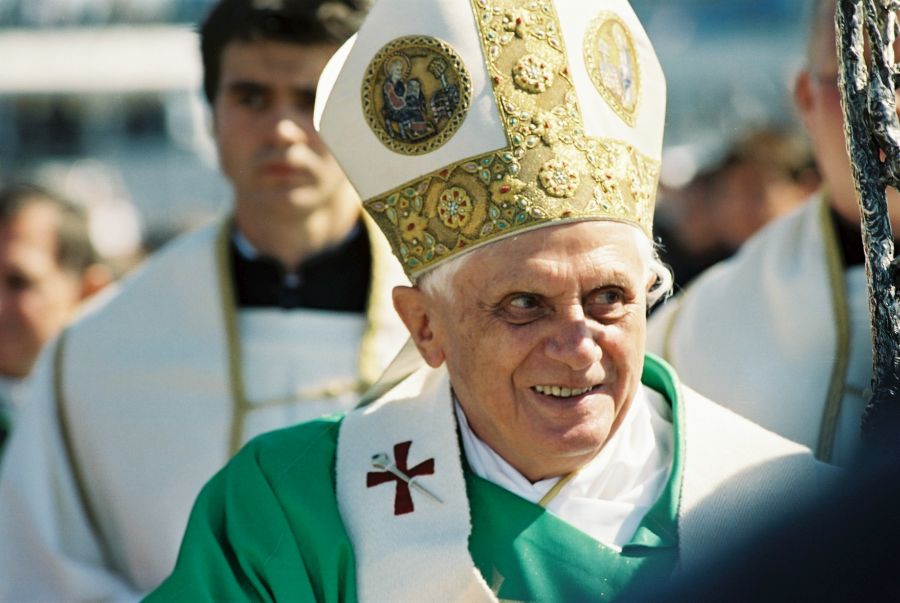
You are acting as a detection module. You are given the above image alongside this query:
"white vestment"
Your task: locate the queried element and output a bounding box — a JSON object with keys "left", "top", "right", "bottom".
{"left": 0, "top": 376, "right": 27, "bottom": 429}
{"left": 334, "top": 357, "right": 830, "bottom": 603}
{"left": 0, "top": 216, "right": 408, "bottom": 601}
{"left": 647, "top": 193, "right": 872, "bottom": 465}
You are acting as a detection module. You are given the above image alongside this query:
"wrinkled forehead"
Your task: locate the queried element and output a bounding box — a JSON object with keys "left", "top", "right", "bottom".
{"left": 460, "top": 220, "right": 646, "bottom": 279}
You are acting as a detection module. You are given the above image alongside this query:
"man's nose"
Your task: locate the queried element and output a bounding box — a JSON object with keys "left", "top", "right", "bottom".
{"left": 543, "top": 307, "right": 599, "bottom": 370}
{"left": 268, "top": 108, "right": 309, "bottom": 146}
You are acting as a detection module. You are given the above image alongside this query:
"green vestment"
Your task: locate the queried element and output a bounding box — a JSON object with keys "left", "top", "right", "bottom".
{"left": 146, "top": 360, "right": 682, "bottom": 602}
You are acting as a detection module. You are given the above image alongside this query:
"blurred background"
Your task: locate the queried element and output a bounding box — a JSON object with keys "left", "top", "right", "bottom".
{"left": 0, "top": 0, "right": 818, "bottom": 283}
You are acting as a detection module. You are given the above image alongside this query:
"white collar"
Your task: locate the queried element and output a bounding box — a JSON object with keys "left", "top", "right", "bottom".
{"left": 456, "top": 385, "right": 674, "bottom": 548}
{"left": 231, "top": 229, "right": 262, "bottom": 260}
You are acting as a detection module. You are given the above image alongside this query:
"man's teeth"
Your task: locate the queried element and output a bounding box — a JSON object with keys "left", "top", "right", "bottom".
{"left": 533, "top": 385, "right": 593, "bottom": 397}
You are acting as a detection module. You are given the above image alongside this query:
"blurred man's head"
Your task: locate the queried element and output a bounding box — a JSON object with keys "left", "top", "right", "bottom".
{"left": 199, "top": 0, "right": 369, "bottom": 231}
{"left": 0, "top": 184, "right": 106, "bottom": 378}
{"left": 711, "top": 128, "right": 819, "bottom": 249}
{"left": 794, "top": 0, "right": 900, "bottom": 229}
{"left": 200, "top": 0, "right": 368, "bottom": 107}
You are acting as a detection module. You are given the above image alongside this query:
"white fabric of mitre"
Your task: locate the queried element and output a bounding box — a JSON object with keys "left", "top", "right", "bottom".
{"left": 456, "top": 384, "right": 673, "bottom": 550}
{"left": 316, "top": 0, "right": 665, "bottom": 201}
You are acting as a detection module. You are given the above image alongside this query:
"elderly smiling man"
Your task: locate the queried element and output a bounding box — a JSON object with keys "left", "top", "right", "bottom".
{"left": 148, "top": 0, "right": 829, "bottom": 600}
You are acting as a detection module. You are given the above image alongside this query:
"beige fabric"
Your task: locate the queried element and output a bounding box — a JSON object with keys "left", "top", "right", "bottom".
{"left": 0, "top": 216, "right": 408, "bottom": 601}
{"left": 647, "top": 194, "right": 871, "bottom": 466}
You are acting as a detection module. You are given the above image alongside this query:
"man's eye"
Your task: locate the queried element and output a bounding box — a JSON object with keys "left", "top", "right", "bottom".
{"left": 586, "top": 288, "right": 627, "bottom": 318}
{"left": 496, "top": 293, "right": 546, "bottom": 324}
{"left": 508, "top": 294, "right": 540, "bottom": 310}
{"left": 6, "top": 273, "right": 32, "bottom": 292}
{"left": 592, "top": 289, "right": 623, "bottom": 305}
{"left": 237, "top": 91, "right": 267, "bottom": 110}
{"left": 295, "top": 90, "right": 316, "bottom": 112}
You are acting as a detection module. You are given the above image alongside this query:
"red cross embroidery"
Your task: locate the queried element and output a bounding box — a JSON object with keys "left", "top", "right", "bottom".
{"left": 366, "top": 440, "right": 435, "bottom": 515}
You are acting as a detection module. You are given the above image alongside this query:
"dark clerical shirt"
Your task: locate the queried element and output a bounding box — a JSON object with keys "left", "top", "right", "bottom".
{"left": 229, "top": 221, "right": 372, "bottom": 311}
{"left": 830, "top": 205, "right": 899, "bottom": 287}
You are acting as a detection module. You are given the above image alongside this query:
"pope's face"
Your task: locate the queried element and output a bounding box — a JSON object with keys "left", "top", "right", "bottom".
{"left": 415, "top": 222, "right": 652, "bottom": 481}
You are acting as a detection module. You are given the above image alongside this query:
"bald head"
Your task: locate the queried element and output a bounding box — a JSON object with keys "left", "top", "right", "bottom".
{"left": 795, "top": 0, "right": 900, "bottom": 228}
{"left": 806, "top": 0, "right": 837, "bottom": 72}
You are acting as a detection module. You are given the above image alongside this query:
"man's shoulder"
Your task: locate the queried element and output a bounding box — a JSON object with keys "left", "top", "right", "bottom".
{"left": 676, "top": 383, "right": 832, "bottom": 569}
{"left": 647, "top": 194, "right": 826, "bottom": 357}
{"left": 238, "top": 414, "right": 345, "bottom": 484}
{"left": 644, "top": 355, "right": 815, "bottom": 467}
{"left": 70, "top": 218, "right": 226, "bottom": 330}
{"left": 681, "top": 384, "right": 812, "bottom": 455}
{"left": 671, "top": 195, "right": 821, "bottom": 302}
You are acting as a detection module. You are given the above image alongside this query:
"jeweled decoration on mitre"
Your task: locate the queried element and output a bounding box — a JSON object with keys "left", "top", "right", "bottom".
{"left": 358, "top": 0, "right": 660, "bottom": 280}
{"left": 362, "top": 36, "right": 473, "bottom": 155}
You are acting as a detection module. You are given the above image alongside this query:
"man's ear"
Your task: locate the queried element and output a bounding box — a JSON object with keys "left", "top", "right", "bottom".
{"left": 392, "top": 285, "right": 445, "bottom": 368}
{"left": 79, "top": 263, "right": 113, "bottom": 301}
{"left": 793, "top": 70, "right": 815, "bottom": 130}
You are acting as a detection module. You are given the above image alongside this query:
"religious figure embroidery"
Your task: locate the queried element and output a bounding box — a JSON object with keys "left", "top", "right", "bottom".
{"left": 382, "top": 57, "right": 435, "bottom": 141}
{"left": 362, "top": 36, "right": 472, "bottom": 155}
{"left": 584, "top": 13, "right": 641, "bottom": 126}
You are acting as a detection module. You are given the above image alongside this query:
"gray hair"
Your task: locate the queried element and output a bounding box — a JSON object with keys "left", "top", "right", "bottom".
{"left": 419, "top": 225, "right": 674, "bottom": 310}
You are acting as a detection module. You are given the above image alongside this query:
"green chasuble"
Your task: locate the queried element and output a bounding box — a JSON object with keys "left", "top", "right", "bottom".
{"left": 147, "top": 358, "right": 683, "bottom": 602}
{"left": 469, "top": 357, "right": 684, "bottom": 601}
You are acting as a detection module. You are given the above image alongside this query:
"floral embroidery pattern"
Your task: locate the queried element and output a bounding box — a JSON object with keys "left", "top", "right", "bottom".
{"left": 539, "top": 159, "right": 580, "bottom": 198}
{"left": 513, "top": 54, "right": 555, "bottom": 93}
{"left": 437, "top": 187, "right": 474, "bottom": 229}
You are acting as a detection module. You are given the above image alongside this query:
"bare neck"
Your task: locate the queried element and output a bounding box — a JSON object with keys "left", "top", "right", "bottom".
{"left": 234, "top": 183, "right": 361, "bottom": 271}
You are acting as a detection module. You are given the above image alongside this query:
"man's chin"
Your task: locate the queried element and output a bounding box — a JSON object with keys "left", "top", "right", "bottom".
{"left": 257, "top": 187, "right": 325, "bottom": 210}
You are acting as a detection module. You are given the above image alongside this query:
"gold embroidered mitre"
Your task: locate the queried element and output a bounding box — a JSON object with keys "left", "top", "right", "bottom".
{"left": 315, "top": 0, "right": 665, "bottom": 281}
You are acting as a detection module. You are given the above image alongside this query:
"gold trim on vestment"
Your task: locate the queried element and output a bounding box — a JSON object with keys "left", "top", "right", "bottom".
{"left": 217, "top": 219, "right": 247, "bottom": 456}
{"left": 53, "top": 328, "right": 117, "bottom": 570}
{"left": 357, "top": 212, "right": 398, "bottom": 387}
{"left": 217, "top": 216, "right": 386, "bottom": 455}
{"left": 816, "top": 193, "right": 852, "bottom": 463}
{"left": 537, "top": 468, "right": 580, "bottom": 508}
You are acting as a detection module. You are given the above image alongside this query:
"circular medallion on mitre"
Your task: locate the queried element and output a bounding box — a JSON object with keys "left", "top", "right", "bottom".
{"left": 362, "top": 36, "right": 472, "bottom": 155}
{"left": 583, "top": 13, "right": 641, "bottom": 126}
